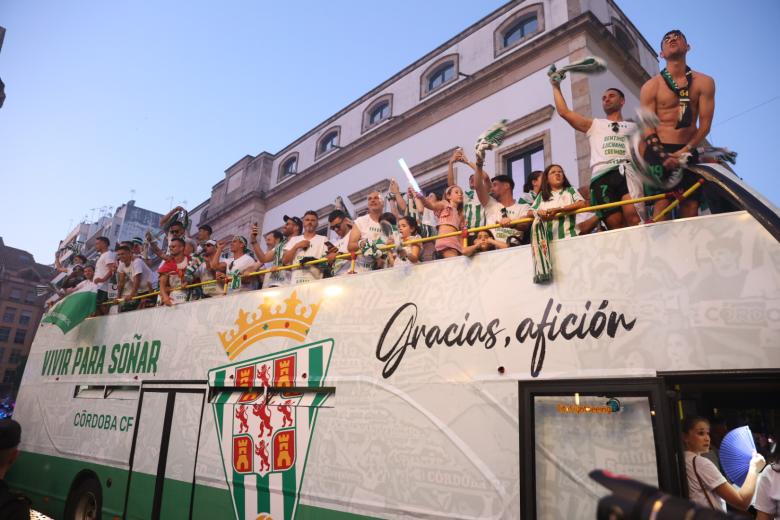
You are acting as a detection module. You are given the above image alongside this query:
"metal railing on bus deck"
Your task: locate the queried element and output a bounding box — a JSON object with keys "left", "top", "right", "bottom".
{"left": 104, "top": 181, "right": 704, "bottom": 308}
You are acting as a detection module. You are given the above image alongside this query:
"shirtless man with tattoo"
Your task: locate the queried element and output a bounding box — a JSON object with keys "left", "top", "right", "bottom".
{"left": 640, "top": 29, "right": 716, "bottom": 220}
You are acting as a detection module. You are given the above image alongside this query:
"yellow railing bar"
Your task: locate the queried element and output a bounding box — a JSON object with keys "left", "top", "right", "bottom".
{"left": 651, "top": 179, "right": 705, "bottom": 222}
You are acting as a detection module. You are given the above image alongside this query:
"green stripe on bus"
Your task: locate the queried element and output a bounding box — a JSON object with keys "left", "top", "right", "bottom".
{"left": 283, "top": 465, "right": 296, "bottom": 520}
{"left": 214, "top": 384, "right": 232, "bottom": 436}
{"left": 8, "top": 451, "right": 378, "bottom": 519}
{"left": 159, "top": 476, "right": 197, "bottom": 520}
{"left": 215, "top": 369, "right": 226, "bottom": 387}
{"left": 233, "top": 472, "right": 245, "bottom": 518}
{"left": 308, "top": 345, "right": 323, "bottom": 387}
{"left": 257, "top": 473, "right": 270, "bottom": 515}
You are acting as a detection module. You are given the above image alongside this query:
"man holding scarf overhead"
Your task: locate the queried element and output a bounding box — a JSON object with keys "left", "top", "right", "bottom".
{"left": 639, "top": 29, "right": 716, "bottom": 220}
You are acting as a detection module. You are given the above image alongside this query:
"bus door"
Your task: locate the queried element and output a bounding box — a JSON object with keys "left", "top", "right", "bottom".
{"left": 123, "top": 382, "right": 207, "bottom": 520}
{"left": 661, "top": 370, "right": 780, "bottom": 501}
{"left": 518, "top": 378, "right": 678, "bottom": 520}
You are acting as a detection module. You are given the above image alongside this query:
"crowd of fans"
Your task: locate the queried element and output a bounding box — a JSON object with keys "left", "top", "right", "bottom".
{"left": 49, "top": 142, "right": 721, "bottom": 317}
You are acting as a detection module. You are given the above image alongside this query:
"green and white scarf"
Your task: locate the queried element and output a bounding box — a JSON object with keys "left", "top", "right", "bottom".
{"left": 531, "top": 216, "right": 552, "bottom": 284}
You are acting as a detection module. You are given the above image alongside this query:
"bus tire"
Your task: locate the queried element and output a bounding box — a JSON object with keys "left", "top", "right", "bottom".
{"left": 64, "top": 477, "right": 102, "bottom": 520}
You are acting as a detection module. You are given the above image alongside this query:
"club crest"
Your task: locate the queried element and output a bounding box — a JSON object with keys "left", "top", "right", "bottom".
{"left": 211, "top": 298, "right": 333, "bottom": 520}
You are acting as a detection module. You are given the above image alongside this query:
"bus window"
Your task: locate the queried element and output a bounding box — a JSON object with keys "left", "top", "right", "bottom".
{"left": 74, "top": 385, "right": 105, "bottom": 399}
{"left": 105, "top": 385, "right": 140, "bottom": 400}
{"left": 533, "top": 395, "right": 658, "bottom": 519}
{"left": 74, "top": 384, "right": 140, "bottom": 399}
{"left": 519, "top": 380, "right": 677, "bottom": 520}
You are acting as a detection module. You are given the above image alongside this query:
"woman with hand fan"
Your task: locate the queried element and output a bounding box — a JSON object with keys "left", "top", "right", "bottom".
{"left": 682, "top": 416, "right": 765, "bottom": 512}
{"left": 755, "top": 429, "right": 780, "bottom": 520}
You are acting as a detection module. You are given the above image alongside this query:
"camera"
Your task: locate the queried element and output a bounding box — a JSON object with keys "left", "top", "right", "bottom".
{"left": 590, "top": 469, "right": 749, "bottom": 520}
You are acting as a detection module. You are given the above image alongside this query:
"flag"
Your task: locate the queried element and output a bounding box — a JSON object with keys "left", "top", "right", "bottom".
{"left": 42, "top": 282, "right": 97, "bottom": 334}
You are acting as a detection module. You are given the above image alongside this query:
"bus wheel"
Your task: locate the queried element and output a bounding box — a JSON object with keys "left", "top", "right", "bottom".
{"left": 64, "top": 477, "right": 102, "bottom": 520}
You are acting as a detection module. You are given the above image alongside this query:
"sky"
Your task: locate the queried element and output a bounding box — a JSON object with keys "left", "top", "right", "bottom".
{"left": 1, "top": 0, "right": 779, "bottom": 264}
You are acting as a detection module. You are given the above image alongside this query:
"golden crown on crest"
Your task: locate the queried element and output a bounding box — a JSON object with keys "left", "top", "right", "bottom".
{"left": 218, "top": 292, "right": 320, "bottom": 360}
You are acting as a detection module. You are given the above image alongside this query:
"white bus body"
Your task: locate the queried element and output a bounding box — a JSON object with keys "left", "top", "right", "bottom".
{"left": 9, "top": 210, "right": 780, "bottom": 519}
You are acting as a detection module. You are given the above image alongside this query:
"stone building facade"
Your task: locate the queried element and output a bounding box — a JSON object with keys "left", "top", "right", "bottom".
{"left": 196, "top": 0, "right": 658, "bottom": 242}
{"left": 0, "top": 238, "right": 55, "bottom": 396}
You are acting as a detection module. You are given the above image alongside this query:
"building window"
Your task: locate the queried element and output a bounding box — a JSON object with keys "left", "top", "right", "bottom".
{"left": 362, "top": 94, "right": 394, "bottom": 133}
{"left": 0, "top": 328, "right": 9, "bottom": 342}
{"left": 3, "top": 370, "right": 14, "bottom": 384}
{"left": 503, "top": 15, "right": 538, "bottom": 47}
{"left": 420, "top": 54, "right": 459, "bottom": 99}
{"left": 19, "top": 311, "right": 32, "bottom": 326}
{"left": 0, "top": 348, "right": 5, "bottom": 363}
{"left": 420, "top": 178, "right": 449, "bottom": 201}
{"left": 25, "top": 292, "right": 36, "bottom": 304}
{"left": 9, "top": 349, "right": 21, "bottom": 364}
{"left": 506, "top": 144, "right": 545, "bottom": 201}
{"left": 2, "top": 308, "right": 15, "bottom": 324}
{"left": 8, "top": 289, "right": 21, "bottom": 302}
{"left": 277, "top": 153, "right": 299, "bottom": 183}
{"left": 316, "top": 127, "right": 341, "bottom": 158}
{"left": 369, "top": 102, "right": 390, "bottom": 126}
{"left": 13, "top": 329, "right": 26, "bottom": 345}
{"left": 612, "top": 19, "right": 638, "bottom": 60}
{"left": 20, "top": 269, "right": 40, "bottom": 282}
{"left": 427, "top": 62, "right": 454, "bottom": 92}
{"left": 494, "top": 4, "right": 544, "bottom": 57}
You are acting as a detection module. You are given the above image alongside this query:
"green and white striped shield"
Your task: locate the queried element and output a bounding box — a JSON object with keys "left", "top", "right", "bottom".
{"left": 209, "top": 339, "right": 334, "bottom": 520}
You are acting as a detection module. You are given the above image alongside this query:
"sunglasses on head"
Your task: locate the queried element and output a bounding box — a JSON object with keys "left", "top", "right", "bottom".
{"left": 663, "top": 31, "right": 684, "bottom": 43}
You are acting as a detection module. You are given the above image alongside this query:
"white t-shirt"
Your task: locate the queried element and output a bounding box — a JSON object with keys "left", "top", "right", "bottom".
{"left": 685, "top": 451, "right": 727, "bottom": 511}
{"left": 94, "top": 251, "right": 116, "bottom": 292}
{"left": 195, "top": 256, "right": 222, "bottom": 297}
{"left": 575, "top": 211, "right": 601, "bottom": 235}
{"left": 483, "top": 198, "right": 531, "bottom": 243}
{"left": 159, "top": 255, "right": 190, "bottom": 305}
{"left": 531, "top": 188, "right": 585, "bottom": 240}
{"left": 420, "top": 208, "right": 438, "bottom": 228}
{"left": 226, "top": 254, "right": 257, "bottom": 293}
{"left": 587, "top": 118, "right": 637, "bottom": 180}
{"left": 755, "top": 466, "right": 780, "bottom": 519}
{"left": 463, "top": 190, "right": 485, "bottom": 230}
{"left": 263, "top": 238, "right": 290, "bottom": 288}
{"left": 392, "top": 234, "right": 421, "bottom": 268}
{"left": 331, "top": 233, "right": 352, "bottom": 277}
{"left": 354, "top": 215, "right": 387, "bottom": 271}
{"left": 284, "top": 234, "right": 328, "bottom": 285}
{"left": 72, "top": 279, "right": 98, "bottom": 294}
{"left": 117, "top": 258, "right": 156, "bottom": 294}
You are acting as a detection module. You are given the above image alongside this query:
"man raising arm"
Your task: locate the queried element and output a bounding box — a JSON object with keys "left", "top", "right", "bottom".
{"left": 552, "top": 71, "right": 641, "bottom": 228}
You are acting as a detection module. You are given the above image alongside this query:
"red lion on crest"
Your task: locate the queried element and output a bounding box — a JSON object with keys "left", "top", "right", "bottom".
{"left": 255, "top": 438, "right": 270, "bottom": 472}
{"left": 252, "top": 401, "right": 273, "bottom": 436}
{"left": 277, "top": 399, "right": 294, "bottom": 427}
{"left": 257, "top": 364, "right": 271, "bottom": 387}
{"left": 235, "top": 405, "right": 249, "bottom": 434}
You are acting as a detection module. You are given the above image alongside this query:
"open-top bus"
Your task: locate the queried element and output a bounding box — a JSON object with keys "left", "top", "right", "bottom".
{"left": 8, "top": 166, "right": 780, "bottom": 519}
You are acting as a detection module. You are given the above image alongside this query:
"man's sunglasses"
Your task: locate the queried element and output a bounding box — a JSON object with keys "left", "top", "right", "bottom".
{"left": 662, "top": 31, "right": 684, "bottom": 44}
